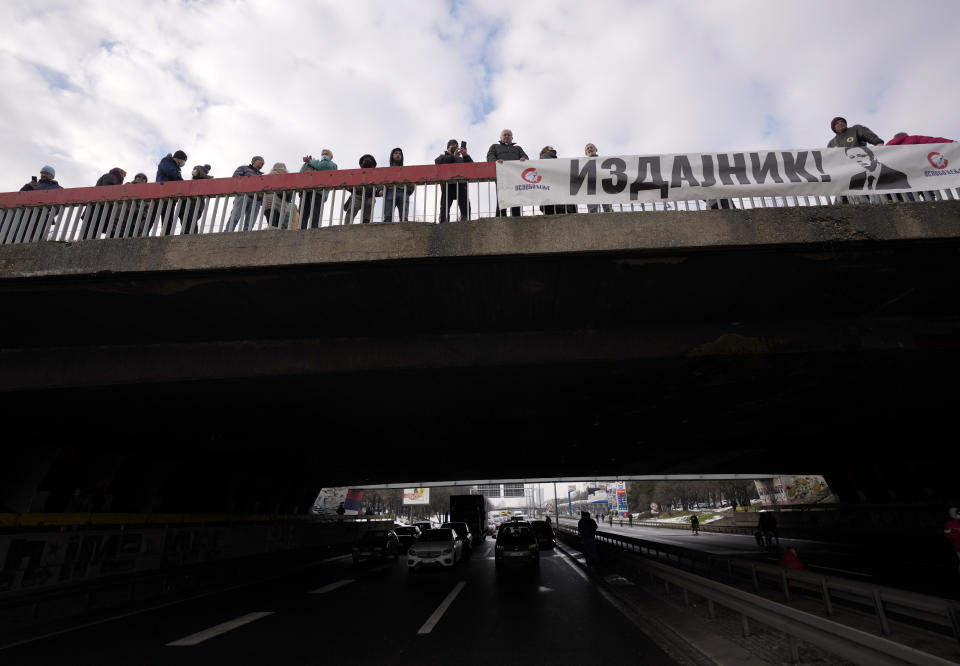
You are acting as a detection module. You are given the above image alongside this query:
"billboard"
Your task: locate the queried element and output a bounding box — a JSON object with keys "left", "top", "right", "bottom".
{"left": 312, "top": 487, "right": 347, "bottom": 515}
{"left": 403, "top": 488, "right": 430, "bottom": 505}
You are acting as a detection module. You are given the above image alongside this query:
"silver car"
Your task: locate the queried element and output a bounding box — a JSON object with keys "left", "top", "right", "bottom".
{"left": 407, "top": 528, "right": 463, "bottom": 571}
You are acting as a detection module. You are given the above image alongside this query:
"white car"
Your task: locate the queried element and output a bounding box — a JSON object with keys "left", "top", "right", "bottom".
{"left": 407, "top": 528, "right": 462, "bottom": 571}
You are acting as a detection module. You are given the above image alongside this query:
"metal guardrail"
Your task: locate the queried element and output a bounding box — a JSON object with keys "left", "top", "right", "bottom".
{"left": 634, "top": 555, "right": 955, "bottom": 666}
{"left": 1, "top": 162, "right": 957, "bottom": 244}
{"left": 558, "top": 524, "right": 960, "bottom": 663}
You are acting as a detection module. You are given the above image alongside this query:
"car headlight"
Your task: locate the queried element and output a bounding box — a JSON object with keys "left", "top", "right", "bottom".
{"left": 408, "top": 549, "right": 416, "bottom": 556}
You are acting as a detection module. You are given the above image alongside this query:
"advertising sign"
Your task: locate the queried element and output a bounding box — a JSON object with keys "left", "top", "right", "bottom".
{"left": 402, "top": 488, "right": 430, "bottom": 505}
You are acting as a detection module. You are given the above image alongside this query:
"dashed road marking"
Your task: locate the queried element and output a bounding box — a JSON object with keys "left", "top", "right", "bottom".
{"left": 309, "top": 579, "right": 355, "bottom": 594}
{"left": 417, "top": 582, "right": 466, "bottom": 635}
{"left": 166, "top": 612, "right": 274, "bottom": 646}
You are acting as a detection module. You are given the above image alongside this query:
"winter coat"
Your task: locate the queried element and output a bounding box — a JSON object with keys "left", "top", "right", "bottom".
{"left": 20, "top": 179, "right": 63, "bottom": 192}
{"left": 486, "top": 141, "right": 529, "bottom": 162}
{"left": 945, "top": 518, "right": 960, "bottom": 552}
{"left": 886, "top": 134, "right": 955, "bottom": 145}
{"left": 778, "top": 549, "right": 804, "bottom": 570}
{"left": 95, "top": 169, "right": 124, "bottom": 187}
{"left": 156, "top": 154, "right": 183, "bottom": 182}
{"left": 828, "top": 125, "right": 882, "bottom": 148}
{"left": 577, "top": 514, "right": 598, "bottom": 540}
{"left": 435, "top": 151, "right": 474, "bottom": 165}
{"left": 300, "top": 155, "right": 338, "bottom": 172}
{"left": 232, "top": 164, "right": 263, "bottom": 178}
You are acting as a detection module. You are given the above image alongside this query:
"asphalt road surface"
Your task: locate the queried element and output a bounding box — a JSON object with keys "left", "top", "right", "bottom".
{"left": 0, "top": 539, "right": 680, "bottom": 666}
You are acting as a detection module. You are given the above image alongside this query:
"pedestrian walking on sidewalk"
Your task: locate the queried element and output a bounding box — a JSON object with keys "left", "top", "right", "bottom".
{"left": 691, "top": 514, "right": 700, "bottom": 535}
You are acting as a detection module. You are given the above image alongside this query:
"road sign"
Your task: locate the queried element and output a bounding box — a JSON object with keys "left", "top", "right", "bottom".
{"left": 546, "top": 502, "right": 555, "bottom": 512}
{"left": 650, "top": 502, "right": 659, "bottom": 512}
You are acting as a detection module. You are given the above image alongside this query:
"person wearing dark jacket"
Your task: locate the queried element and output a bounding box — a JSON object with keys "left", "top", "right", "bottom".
{"left": 435, "top": 139, "right": 473, "bottom": 223}
{"left": 383, "top": 148, "right": 411, "bottom": 222}
{"left": 156, "top": 150, "right": 187, "bottom": 182}
{"left": 577, "top": 511, "right": 599, "bottom": 565}
{"left": 487, "top": 129, "right": 528, "bottom": 217}
{"left": 827, "top": 117, "right": 883, "bottom": 148}
{"left": 227, "top": 156, "right": 265, "bottom": 231}
{"left": 343, "top": 154, "right": 380, "bottom": 223}
{"left": 538, "top": 146, "right": 576, "bottom": 215}
{"left": 150, "top": 151, "right": 187, "bottom": 235}
{"left": 13, "top": 165, "right": 63, "bottom": 242}
{"left": 80, "top": 167, "right": 126, "bottom": 239}
{"left": 179, "top": 164, "right": 213, "bottom": 234}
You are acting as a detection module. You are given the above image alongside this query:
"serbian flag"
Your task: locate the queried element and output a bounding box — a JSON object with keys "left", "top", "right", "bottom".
{"left": 344, "top": 489, "right": 364, "bottom": 513}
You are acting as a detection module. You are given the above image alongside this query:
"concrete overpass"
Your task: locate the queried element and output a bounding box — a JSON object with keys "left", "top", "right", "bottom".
{"left": 2, "top": 200, "right": 960, "bottom": 513}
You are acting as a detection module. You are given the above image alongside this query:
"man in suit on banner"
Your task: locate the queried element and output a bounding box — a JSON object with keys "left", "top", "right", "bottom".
{"left": 845, "top": 145, "right": 911, "bottom": 191}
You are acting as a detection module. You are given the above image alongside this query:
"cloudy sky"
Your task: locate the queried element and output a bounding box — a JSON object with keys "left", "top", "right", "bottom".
{"left": 2, "top": 0, "right": 959, "bottom": 192}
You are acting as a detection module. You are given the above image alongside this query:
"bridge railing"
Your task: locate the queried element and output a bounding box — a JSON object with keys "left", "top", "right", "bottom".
{"left": 1, "top": 161, "right": 957, "bottom": 245}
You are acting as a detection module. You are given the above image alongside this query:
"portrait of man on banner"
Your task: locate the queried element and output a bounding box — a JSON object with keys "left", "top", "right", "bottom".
{"left": 845, "top": 145, "right": 910, "bottom": 191}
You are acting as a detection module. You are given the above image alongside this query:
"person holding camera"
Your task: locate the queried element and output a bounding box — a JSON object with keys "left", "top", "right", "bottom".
{"left": 14, "top": 165, "right": 63, "bottom": 241}
{"left": 435, "top": 139, "right": 473, "bottom": 223}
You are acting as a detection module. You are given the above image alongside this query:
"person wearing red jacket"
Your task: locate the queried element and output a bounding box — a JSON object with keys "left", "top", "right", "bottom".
{"left": 945, "top": 508, "right": 960, "bottom": 574}
{"left": 778, "top": 546, "right": 804, "bottom": 570}
{"left": 886, "top": 133, "right": 955, "bottom": 145}
{"left": 885, "top": 132, "right": 956, "bottom": 201}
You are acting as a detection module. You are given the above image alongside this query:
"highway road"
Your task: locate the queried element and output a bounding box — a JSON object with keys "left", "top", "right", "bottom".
{"left": 0, "top": 539, "right": 680, "bottom": 666}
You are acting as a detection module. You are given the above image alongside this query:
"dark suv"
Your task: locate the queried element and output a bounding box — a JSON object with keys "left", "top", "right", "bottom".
{"left": 495, "top": 522, "right": 539, "bottom": 568}
{"left": 440, "top": 522, "right": 473, "bottom": 556}
{"left": 352, "top": 529, "right": 401, "bottom": 565}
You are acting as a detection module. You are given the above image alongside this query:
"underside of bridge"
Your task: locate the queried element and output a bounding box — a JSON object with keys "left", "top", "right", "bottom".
{"left": 2, "top": 204, "right": 959, "bottom": 512}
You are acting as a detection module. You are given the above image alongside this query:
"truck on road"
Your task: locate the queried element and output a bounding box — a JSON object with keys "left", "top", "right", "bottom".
{"left": 449, "top": 494, "right": 489, "bottom": 546}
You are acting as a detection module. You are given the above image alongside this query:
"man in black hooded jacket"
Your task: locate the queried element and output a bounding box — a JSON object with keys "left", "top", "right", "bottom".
{"left": 344, "top": 154, "right": 380, "bottom": 223}
{"left": 435, "top": 139, "right": 473, "bottom": 223}
{"left": 383, "top": 148, "right": 411, "bottom": 222}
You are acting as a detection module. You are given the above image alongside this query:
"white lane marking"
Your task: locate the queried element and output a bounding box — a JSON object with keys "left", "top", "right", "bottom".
{"left": 417, "top": 582, "right": 466, "bottom": 635}
{"left": 538, "top": 586, "right": 553, "bottom": 593}
{"left": 166, "top": 612, "right": 274, "bottom": 646}
{"left": 0, "top": 554, "right": 353, "bottom": 653}
{"left": 309, "top": 579, "right": 355, "bottom": 594}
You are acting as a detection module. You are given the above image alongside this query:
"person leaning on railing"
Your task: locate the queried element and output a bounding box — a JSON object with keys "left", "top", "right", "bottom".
{"left": 262, "top": 162, "right": 299, "bottom": 229}
{"left": 80, "top": 167, "right": 126, "bottom": 240}
{"left": 227, "top": 156, "right": 265, "bottom": 232}
{"left": 300, "top": 149, "right": 337, "bottom": 229}
{"left": 538, "top": 146, "right": 576, "bottom": 216}
{"left": 383, "top": 147, "right": 411, "bottom": 222}
{"left": 435, "top": 139, "right": 472, "bottom": 223}
{"left": 343, "top": 154, "right": 380, "bottom": 224}
{"left": 584, "top": 144, "right": 613, "bottom": 214}
{"left": 150, "top": 150, "right": 187, "bottom": 236}
{"left": 16, "top": 165, "right": 63, "bottom": 240}
{"left": 178, "top": 164, "right": 212, "bottom": 234}
{"left": 487, "top": 128, "right": 528, "bottom": 217}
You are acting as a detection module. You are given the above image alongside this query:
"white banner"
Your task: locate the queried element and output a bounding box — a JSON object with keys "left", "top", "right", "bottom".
{"left": 496, "top": 143, "right": 960, "bottom": 207}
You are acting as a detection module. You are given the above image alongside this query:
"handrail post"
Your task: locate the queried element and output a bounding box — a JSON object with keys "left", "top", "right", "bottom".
{"left": 873, "top": 588, "right": 891, "bottom": 635}
{"left": 820, "top": 578, "right": 834, "bottom": 616}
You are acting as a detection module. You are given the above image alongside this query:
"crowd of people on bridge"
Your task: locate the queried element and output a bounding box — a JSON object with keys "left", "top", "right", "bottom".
{"left": 13, "top": 117, "right": 957, "bottom": 237}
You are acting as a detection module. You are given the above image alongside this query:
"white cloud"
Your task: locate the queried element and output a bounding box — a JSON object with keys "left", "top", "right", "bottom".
{"left": 1, "top": 0, "right": 958, "bottom": 191}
